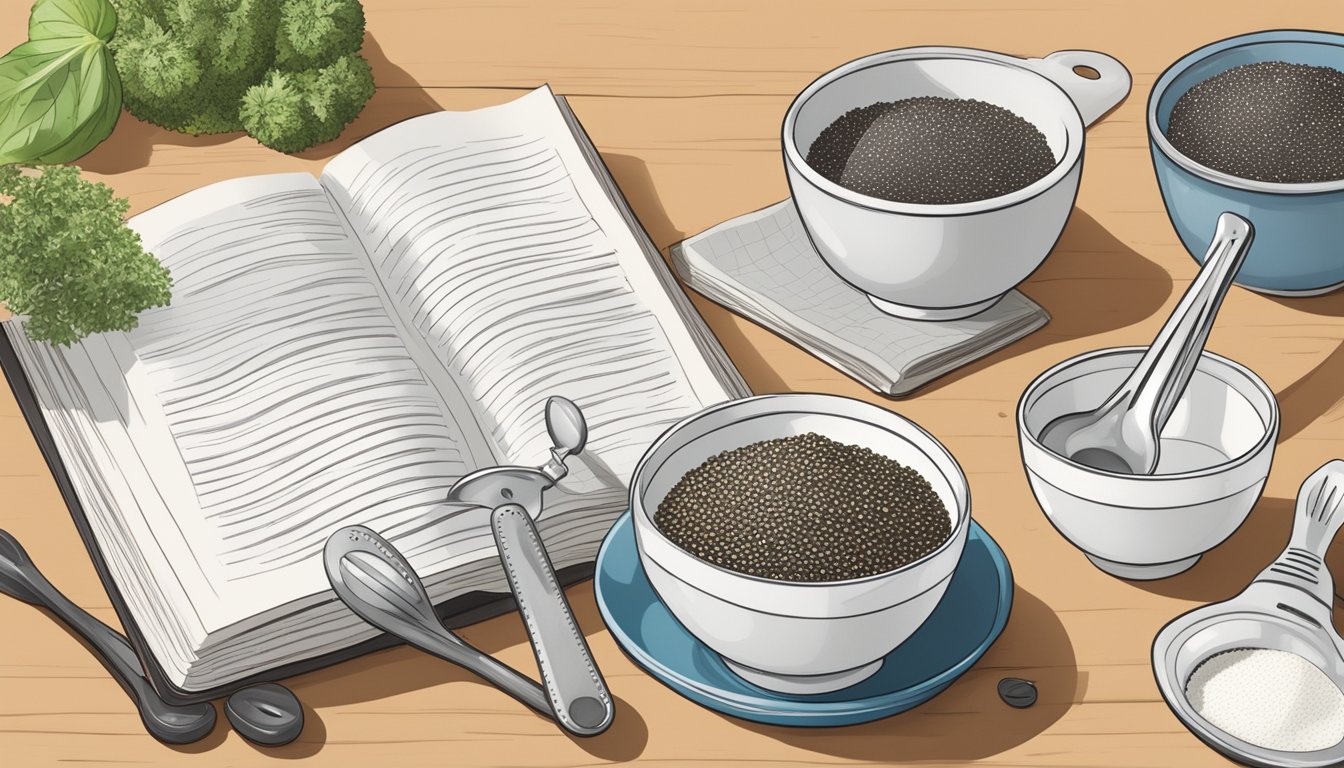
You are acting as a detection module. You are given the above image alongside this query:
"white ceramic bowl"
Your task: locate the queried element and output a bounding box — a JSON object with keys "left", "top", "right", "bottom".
{"left": 1017, "top": 347, "right": 1278, "bottom": 580}
{"left": 783, "top": 47, "right": 1131, "bottom": 320}
{"left": 630, "top": 393, "right": 970, "bottom": 695}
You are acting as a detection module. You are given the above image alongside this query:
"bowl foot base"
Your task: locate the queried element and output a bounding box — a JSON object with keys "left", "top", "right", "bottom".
{"left": 868, "top": 294, "right": 1003, "bottom": 321}
{"left": 1086, "top": 553, "right": 1201, "bottom": 580}
{"left": 1235, "top": 277, "right": 1344, "bottom": 298}
{"left": 723, "top": 658, "right": 884, "bottom": 695}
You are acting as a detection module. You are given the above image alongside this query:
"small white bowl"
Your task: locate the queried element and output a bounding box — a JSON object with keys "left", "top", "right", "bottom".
{"left": 630, "top": 393, "right": 970, "bottom": 695}
{"left": 783, "top": 46, "right": 1131, "bottom": 320}
{"left": 1017, "top": 347, "right": 1278, "bottom": 580}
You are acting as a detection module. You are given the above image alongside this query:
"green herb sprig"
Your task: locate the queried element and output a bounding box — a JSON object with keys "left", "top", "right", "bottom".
{"left": 0, "top": 164, "right": 172, "bottom": 345}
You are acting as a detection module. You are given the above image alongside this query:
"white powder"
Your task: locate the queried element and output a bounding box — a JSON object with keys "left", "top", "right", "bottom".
{"left": 1186, "top": 648, "right": 1344, "bottom": 752}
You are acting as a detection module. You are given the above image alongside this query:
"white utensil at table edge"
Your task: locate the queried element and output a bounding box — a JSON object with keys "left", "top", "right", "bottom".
{"left": 1153, "top": 460, "right": 1344, "bottom": 768}
{"left": 1039, "top": 212, "right": 1253, "bottom": 474}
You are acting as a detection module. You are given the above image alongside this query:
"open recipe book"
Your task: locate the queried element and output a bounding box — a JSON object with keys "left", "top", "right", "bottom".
{"left": 1, "top": 86, "right": 748, "bottom": 696}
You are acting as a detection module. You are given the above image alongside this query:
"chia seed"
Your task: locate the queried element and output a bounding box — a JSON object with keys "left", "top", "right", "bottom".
{"left": 654, "top": 432, "right": 953, "bottom": 582}
{"left": 998, "top": 677, "right": 1039, "bottom": 709}
{"left": 1166, "top": 61, "right": 1344, "bottom": 184}
{"left": 804, "top": 96, "right": 1057, "bottom": 205}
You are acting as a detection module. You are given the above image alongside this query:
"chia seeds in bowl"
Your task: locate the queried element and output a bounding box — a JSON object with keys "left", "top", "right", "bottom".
{"left": 1166, "top": 61, "right": 1344, "bottom": 184}
{"left": 654, "top": 432, "right": 953, "bottom": 582}
{"left": 630, "top": 393, "right": 972, "bottom": 693}
{"left": 804, "top": 96, "right": 1057, "bottom": 205}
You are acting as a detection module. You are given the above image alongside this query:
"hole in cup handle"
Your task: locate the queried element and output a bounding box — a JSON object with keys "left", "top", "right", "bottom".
{"left": 1030, "top": 50, "right": 1133, "bottom": 127}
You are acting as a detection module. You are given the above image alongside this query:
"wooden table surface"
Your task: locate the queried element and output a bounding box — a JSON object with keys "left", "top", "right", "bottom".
{"left": 4, "top": 0, "right": 1344, "bottom": 765}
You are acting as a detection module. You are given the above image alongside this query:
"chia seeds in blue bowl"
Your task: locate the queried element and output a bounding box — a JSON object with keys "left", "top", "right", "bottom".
{"left": 1148, "top": 31, "right": 1344, "bottom": 296}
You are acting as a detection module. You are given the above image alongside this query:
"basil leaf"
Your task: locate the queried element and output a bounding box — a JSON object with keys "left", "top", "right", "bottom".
{"left": 0, "top": 0, "right": 120, "bottom": 164}
{"left": 28, "top": 48, "right": 121, "bottom": 164}
{"left": 30, "top": 0, "right": 117, "bottom": 43}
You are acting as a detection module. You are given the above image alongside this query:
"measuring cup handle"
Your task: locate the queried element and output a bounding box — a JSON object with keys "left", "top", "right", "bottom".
{"left": 1248, "top": 461, "right": 1344, "bottom": 621}
{"left": 1288, "top": 460, "right": 1344, "bottom": 557}
{"left": 1028, "top": 50, "right": 1132, "bottom": 126}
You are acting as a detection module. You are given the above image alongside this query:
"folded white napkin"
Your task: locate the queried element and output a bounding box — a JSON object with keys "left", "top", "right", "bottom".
{"left": 670, "top": 201, "right": 1050, "bottom": 396}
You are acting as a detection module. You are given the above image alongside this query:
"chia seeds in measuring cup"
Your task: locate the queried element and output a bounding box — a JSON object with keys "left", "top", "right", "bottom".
{"left": 653, "top": 432, "right": 952, "bottom": 582}
{"left": 1166, "top": 61, "right": 1344, "bottom": 184}
{"left": 804, "top": 96, "right": 1057, "bottom": 205}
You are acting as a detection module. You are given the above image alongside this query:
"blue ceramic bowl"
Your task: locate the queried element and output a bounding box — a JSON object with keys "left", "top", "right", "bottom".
{"left": 1149, "top": 30, "right": 1344, "bottom": 295}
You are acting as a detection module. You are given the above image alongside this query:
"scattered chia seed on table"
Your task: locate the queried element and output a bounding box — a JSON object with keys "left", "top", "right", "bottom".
{"left": 1166, "top": 61, "right": 1344, "bottom": 184}
{"left": 805, "top": 96, "right": 1057, "bottom": 205}
{"left": 654, "top": 432, "right": 952, "bottom": 582}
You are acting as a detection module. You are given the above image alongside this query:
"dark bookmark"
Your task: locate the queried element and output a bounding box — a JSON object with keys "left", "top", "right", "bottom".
{"left": 0, "top": 528, "right": 304, "bottom": 746}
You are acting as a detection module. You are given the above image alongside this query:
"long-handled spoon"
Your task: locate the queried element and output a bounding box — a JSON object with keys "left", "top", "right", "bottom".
{"left": 324, "top": 525, "right": 553, "bottom": 718}
{"left": 0, "top": 529, "right": 217, "bottom": 744}
{"left": 1040, "top": 212, "right": 1254, "bottom": 474}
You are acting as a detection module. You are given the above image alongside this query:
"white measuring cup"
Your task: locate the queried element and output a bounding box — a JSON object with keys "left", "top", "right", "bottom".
{"left": 1153, "top": 460, "right": 1344, "bottom": 767}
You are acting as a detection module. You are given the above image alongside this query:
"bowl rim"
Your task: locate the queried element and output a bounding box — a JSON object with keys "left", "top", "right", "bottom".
{"left": 781, "top": 45, "right": 1084, "bottom": 218}
{"left": 630, "top": 392, "right": 972, "bottom": 588}
{"left": 1017, "top": 346, "right": 1280, "bottom": 481}
{"left": 1147, "top": 29, "right": 1344, "bottom": 196}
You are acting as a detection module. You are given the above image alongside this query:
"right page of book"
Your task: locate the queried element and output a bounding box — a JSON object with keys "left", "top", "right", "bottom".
{"left": 321, "top": 86, "right": 737, "bottom": 498}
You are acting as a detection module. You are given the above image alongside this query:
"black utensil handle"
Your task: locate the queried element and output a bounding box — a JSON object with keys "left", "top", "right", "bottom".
{"left": 36, "top": 571, "right": 144, "bottom": 682}
{"left": 0, "top": 530, "right": 216, "bottom": 744}
{"left": 0, "top": 531, "right": 143, "bottom": 687}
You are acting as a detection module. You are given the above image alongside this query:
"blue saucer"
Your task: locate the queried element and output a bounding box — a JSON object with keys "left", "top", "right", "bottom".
{"left": 594, "top": 511, "right": 1013, "bottom": 727}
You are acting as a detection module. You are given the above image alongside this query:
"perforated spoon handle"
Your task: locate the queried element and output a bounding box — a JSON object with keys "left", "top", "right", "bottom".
{"left": 1252, "top": 460, "right": 1344, "bottom": 617}
{"left": 492, "top": 504, "right": 613, "bottom": 736}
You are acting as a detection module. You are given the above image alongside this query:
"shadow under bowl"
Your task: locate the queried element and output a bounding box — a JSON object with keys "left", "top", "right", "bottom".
{"left": 1017, "top": 347, "right": 1278, "bottom": 580}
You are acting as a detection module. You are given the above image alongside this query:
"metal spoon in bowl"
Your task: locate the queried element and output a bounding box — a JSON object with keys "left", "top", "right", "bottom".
{"left": 1039, "top": 212, "right": 1254, "bottom": 474}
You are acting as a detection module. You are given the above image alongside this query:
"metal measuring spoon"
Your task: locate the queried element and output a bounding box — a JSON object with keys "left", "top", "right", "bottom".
{"left": 0, "top": 529, "right": 217, "bottom": 744}
{"left": 447, "top": 396, "right": 614, "bottom": 736}
{"left": 1040, "top": 212, "right": 1253, "bottom": 474}
{"left": 1153, "top": 460, "right": 1344, "bottom": 767}
{"left": 323, "top": 525, "right": 553, "bottom": 718}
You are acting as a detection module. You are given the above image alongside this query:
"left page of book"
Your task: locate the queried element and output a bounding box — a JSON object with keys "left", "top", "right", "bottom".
{"left": 317, "top": 87, "right": 746, "bottom": 601}
{"left": 320, "top": 87, "right": 739, "bottom": 495}
{"left": 4, "top": 173, "right": 498, "bottom": 687}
